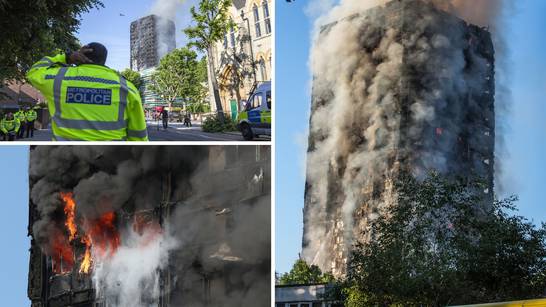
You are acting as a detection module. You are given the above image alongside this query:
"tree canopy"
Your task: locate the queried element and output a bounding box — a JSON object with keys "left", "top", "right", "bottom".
{"left": 0, "top": 0, "right": 103, "bottom": 83}
{"left": 333, "top": 172, "right": 546, "bottom": 307}
{"left": 120, "top": 69, "right": 142, "bottom": 90}
{"left": 183, "top": 0, "right": 235, "bottom": 120}
{"left": 149, "top": 47, "right": 206, "bottom": 108}
{"left": 183, "top": 0, "right": 234, "bottom": 51}
{"left": 278, "top": 259, "right": 335, "bottom": 285}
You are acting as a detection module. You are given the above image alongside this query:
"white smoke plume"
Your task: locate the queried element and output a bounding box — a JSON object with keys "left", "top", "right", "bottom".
{"left": 151, "top": 0, "right": 185, "bottom": 20}
{"left": 311, "top": 0, "right": 505, "bottom": 27}
{"left": 93, "top": 227, "right": 178, "bottom": 307}
{"left": 303, "top": 0, "right": 509, "bottom": 275}
{"left": 150, "top": 0, "right": 185, "bottom": 59}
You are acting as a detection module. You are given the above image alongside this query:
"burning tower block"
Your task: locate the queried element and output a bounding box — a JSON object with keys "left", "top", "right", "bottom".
{"left": 28, "top": 146, "right": 271, "bottom": 307}
{"left": 303, "top": 0, "right": 495, "bottom": 277}
{"left": 130, "top": 15, "right": 176, "bottom": 72}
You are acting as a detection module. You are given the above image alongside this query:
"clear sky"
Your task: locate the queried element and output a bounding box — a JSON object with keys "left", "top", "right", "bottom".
{"left": 76, "top": 0, "right": 200, "bottom": 71}
{"left": 275, "top": 0, "right": 546, "bottom": 274}
{"left": 0, "top": 146, "right": 29, "bottom": 305}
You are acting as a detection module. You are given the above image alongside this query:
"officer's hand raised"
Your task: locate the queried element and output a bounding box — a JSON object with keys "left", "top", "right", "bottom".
{"left": 67, "top": 47, "right": 93, "bottom": 65}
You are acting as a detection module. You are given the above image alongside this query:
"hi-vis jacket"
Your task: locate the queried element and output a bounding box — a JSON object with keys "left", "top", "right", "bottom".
{"left": 26, "top": 110, "right": 38, "bottom": 122}
{"left": 14, "top": 111, "right": 26, "bottom": 123}
{"left": 26, "top": 53, "right": 148, "bottom": 141}
{"left": 1, "top": 118, "right": 20, "bottom": 134}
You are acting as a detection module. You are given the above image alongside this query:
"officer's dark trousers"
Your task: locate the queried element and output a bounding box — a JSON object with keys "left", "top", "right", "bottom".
{"left": 162, "top": 118, "right": 168, "bottom": 129}
{"left": 26, "top": 121, "right": 35, "bottom": 138}
{"left": 17, "top": 123, "right": 25, "bottom": 139}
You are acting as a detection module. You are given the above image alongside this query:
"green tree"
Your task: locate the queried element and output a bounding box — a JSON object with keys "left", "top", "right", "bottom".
{"left": 0, "top": 0, "right": 103, "bottom": 83}
{"left": 183, "top": 0, "right": 234, "bottom": 122}
{"left": 339, "top": 172, "right": 546, "bottom": 306}
{"left": 187, "top": 102, "right": 210, "bottom": 114}
{"left": 148, "top": 47, "right": 203, "bottom": 110}
{"left": 120, "top": 68, "right": 142, "bottom": 89}
{"left": 278, "top": 259, "right": 335, "bottom": 285}
{"left": 197, "top": 56, "right": 208, "bottom": 83}
{"left": 186, "top": 56, "right": 211, "bottom": 114}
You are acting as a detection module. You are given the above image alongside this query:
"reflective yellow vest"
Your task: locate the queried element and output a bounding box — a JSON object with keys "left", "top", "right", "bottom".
{"left": 14, "top": 111, "right": 26, "bottom": 123}
{"left": 1, "top": 118, "right": 20, "bottom": 134}
{"left": 26, "top": 110, "right": 38, "bottom": 121}
{"left": 26, "top": 53, "right": 148, "bottom": 141}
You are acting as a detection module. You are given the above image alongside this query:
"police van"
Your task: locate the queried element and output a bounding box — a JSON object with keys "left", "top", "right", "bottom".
{"left": 237, "top": 81, "right": 271, "bottom": 141}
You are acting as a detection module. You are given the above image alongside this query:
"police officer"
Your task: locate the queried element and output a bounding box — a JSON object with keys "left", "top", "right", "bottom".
{"left": 26, "top": 42, "right": 148, "bottom": 141}
{"left": 14, "top": 108, "right": 26, "bottom": 139}
{"left": 1, "top": 112, "right": 20, "bottom": 141}
{"left": 25, "top": 107, "right": 38, "bottom": 138}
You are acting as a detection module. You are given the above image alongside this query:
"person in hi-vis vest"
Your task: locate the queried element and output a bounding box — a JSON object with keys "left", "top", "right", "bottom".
{"left": 27, "top": 42, "right": 148, "bottom": 141}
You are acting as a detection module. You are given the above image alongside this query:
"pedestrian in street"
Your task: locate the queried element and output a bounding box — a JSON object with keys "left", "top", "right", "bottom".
{"left": 1, "top": 112, "right": 20, "bottom": 141}
{"left": 14, "top": 108, "right": 26, "bottom": 139}
{"left": 27, "top": 42, "right": 148, "bottom": 141}
{"left": 161, "top": 108, "right": 169, "bottom": 130}
{"left": 25, "top": 107, "right": 38, "bottom": 138}
{"left": 184, "top": 112, "right": 192, "bottom": 127}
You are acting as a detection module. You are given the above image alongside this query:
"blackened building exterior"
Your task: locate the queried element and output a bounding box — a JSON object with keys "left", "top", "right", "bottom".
{"left": 302, "top": 0, "right": 495, "bottom": 277}
{"left": 130, "top": 15, "right": 176, "bottom": 72}
{"left": 28, "top": 146, "right": 271, "bottom": 307}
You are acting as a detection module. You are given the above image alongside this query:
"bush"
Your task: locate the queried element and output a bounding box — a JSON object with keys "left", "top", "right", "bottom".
{"left": 202, "top": 115, "right": 237, "bottom": 133}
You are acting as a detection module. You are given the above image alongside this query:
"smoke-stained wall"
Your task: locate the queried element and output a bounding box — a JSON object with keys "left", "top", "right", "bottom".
{"left": 130, "top": 15, "right": 176, "bottom": 72}
{"left": 303, "top": 0, "right": 495, "bottom": 277}
{"left": 28, "top": 146, "right": 271, "bottom": 307}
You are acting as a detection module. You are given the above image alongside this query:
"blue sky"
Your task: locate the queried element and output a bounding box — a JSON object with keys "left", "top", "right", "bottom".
{"left": 275, "top": 0, "right": 546, "bottom": 274}
{"left": 0, "top": 147, "right": 29, "bottom": 305}
{"left": 76, "top": 0, "right": 200, "bottom": 71}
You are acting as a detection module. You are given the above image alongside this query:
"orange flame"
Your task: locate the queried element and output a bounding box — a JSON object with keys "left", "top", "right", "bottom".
{"left": 61, "top": 192, "right": 77, "bottom": 242}
{"left": 53, "top": 192, "right": 122, "bottom": 275}
{"left": 85, "top": 212, "right": 120, "bottom": 258}
{"left": 79, "top": 235, "right": 92, "bottom": 274}
{"left": 51, "top": 233, "right": 74, "bottom": 274}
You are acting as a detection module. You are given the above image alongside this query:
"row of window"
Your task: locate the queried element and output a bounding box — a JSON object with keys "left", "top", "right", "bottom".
{"left": 253, "top": 0, "right": 272, "bottom": 38}
{"left": 223, "top": 1, "right": 271, "bottom": 49}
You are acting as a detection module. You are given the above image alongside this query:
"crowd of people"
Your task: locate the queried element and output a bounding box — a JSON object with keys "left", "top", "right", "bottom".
{"left": 1, "top": 107, "right": 38, "bottom": 141}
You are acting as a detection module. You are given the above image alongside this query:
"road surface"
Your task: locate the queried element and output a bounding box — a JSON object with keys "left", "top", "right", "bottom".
{"left": 7, "top": 121, "right": 270, "bottom": 142}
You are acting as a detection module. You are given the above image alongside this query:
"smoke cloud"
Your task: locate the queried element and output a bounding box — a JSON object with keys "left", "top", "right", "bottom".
{"left": 151, "top": 0, "right": 185, "bottom": 20}
{"left": 312, "top": 0, "right": 505, "bottom": 27}
{"left": 93, "top": 227, "right": 178, "bottom": 307}
{"left": 29, "top": 146, "right": 271, "bottom": 306}
{"left": 303, "top": 0, "right": 509, "bottom": 275}
{"left": 150, "top": 0, "right": 185, "bottom": 58}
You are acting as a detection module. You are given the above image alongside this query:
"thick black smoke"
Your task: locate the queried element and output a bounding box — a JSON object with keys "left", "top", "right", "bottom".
{"left": 304, "top": 0, "right": 503, "bottom": 275}
{"left": 29, "top": 146, "right": 271, "bottom": 306}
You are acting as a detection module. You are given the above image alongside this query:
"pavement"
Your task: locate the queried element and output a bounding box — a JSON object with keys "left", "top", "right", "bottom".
{"left": 6, "top": 121, "right": 271, "bottom": 142}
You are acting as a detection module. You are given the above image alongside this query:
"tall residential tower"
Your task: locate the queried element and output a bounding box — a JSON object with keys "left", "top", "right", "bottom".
{"left": 130, "top": 15, "right": 176, "bottom": 72}
{"left": 303, "top": 0, "right": 495, "bottom": 277}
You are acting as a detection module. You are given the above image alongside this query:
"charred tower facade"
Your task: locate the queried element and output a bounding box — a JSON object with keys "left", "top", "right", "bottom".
{"left": 303, "top": 0, "right": 495, "bottom": 277}
{"left": 28, "top": 146, "right": 271, "bottom": 307}
{"left": 130, "top": 15, "right": 176, "bottom": 72}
